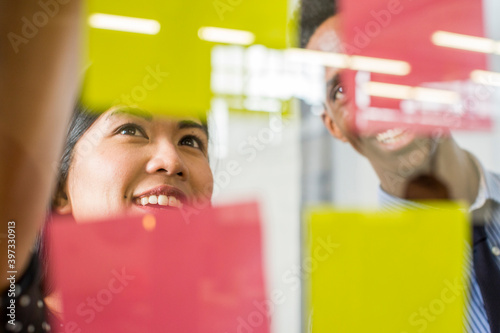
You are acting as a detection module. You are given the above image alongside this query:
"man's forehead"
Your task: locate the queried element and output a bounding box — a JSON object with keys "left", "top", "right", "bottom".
{"left": 325, "top": 67, "right": 340, "bottom": 83}
{"left": 306, "top": 15, "right": 343, "bottom": 53}
{"left": 306, "top": 15, "right": 344, "bottom": 81}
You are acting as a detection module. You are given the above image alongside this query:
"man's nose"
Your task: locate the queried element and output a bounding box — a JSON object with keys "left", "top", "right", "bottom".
{"left": 145, "top": 141, "right": 188, "bottom": 178}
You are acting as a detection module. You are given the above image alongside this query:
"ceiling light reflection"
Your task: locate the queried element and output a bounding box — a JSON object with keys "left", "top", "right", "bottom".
{"left": 470, "top": 70, "right": 500, "bottom": 87}
{"left": 350, "top": 56, "right": 411, "bottom": 76}
{"left": 88, "top": 13, "right": 161, "bottom": 35}
{"left": 198, "top": 27, "right": 255, "bottom": 45}
{"left": 364, "top": 82, "right": 460, "bottom": 105}
{"left": 285, "top": 48, "right": 411, "bottom": 76}
{"left": 431, "top": 31, "right": 497, "bottom": 54}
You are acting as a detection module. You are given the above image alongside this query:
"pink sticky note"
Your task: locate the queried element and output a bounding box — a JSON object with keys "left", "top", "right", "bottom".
{"left": 47, "top": 202, "right": 269, "bottom": 333}
{"left": 340, "top": 0, "right": 492, "bottom": 133}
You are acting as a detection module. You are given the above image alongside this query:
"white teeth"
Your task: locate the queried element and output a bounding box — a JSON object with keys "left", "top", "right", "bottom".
{"left": 158, "top": 195, "right": 169, "bottom": 206}
{"left": 168, "top": 196, "right": 183, "bottom": 208}
{"left": 136, "top": 194, "right": 183, "bottom": 208}
{"left": 169, "top": 196, "right": 178, "bottom": 207}
{"left": 376, "top": 128, "right": 406, "bottom": 144}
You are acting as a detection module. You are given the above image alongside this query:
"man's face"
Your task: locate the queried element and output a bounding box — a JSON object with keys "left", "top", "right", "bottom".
{"left": 306, "top": 15, "right": 438, "bottom": 184}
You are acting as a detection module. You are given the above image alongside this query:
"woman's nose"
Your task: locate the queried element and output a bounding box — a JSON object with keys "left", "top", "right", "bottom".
{"left": 145, "top": 142, "right": 187, "bottom": 178}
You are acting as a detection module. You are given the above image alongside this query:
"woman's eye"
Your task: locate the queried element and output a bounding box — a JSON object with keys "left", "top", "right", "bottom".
{"left": 116, "top": 124, "right": 147, "bottom": 138}
{"left": 179, "top": 135, "right": 201, "bottom": 149}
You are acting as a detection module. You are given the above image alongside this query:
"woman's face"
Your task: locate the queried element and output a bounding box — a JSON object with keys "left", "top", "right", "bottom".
{"left": 56, "top": 107, "right": 213, "bottom": 222}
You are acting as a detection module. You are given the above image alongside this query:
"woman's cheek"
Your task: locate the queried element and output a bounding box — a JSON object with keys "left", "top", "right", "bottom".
{"left": 201, "top": 170, "right": 214, "bottom": 199}
{"left": 98, "top": 149, "right": 141, "bottom": 197}
{"left": 74, "top": 149, "right": 134, "bottom": 216}
{"left": 191, "top": 158, "right": 214, "bottom": 200}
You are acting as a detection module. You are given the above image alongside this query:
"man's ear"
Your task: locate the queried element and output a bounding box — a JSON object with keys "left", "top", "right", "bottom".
{"left": 321, "top": 111, "right": 348, "bottom": 142}
{"left": 52, "top": 186, "right": 72, "bottom": 215}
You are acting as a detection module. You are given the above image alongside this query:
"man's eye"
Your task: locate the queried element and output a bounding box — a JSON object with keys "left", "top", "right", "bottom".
{"left": 331, "top": 84, "right": 346, "bottom": 102}
{"left": 179, "top": 135, "right": 202, "bottom": 149}
{"left": 335, "top": 85, "right": 345, "bottom": 101}
{"left": 116, "top": 124, "right": 147, "bottom": 138}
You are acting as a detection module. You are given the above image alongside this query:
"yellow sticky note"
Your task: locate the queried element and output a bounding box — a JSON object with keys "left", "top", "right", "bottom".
{"left": 305, "top": 204, "right": 470, "bottom": 333}
{"left": 81, "top": 0, "right": 211, "bottom": 118}
{"left": 81, "top": 0, "right": 290, "bottom": 117}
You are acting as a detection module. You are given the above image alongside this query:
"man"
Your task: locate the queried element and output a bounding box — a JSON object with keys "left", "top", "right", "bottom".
{"left": 301, "top": 0, "right": 500, "bottom": 332}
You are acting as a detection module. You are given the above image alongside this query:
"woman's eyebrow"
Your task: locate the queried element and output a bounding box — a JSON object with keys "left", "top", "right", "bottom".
{"left": 106, "top": 108, "right": 153, "bottom": 122}
{"left": 178, "top": 120, "right": 208, "bottom": 136}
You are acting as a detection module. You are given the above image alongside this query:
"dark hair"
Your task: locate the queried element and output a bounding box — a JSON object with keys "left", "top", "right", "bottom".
{"left": 300, "top": 0, "right": 337, "bottom": 48}
{"left": 52, "top": 104, "right": 102, "bottom": 206}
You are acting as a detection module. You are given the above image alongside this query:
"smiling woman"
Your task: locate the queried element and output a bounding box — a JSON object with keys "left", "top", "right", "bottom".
{"left": 52, "top": 105, "right": 213, "bottom": 222}
{"left": 32, "top": 104, "right": 215, "bottom": 320}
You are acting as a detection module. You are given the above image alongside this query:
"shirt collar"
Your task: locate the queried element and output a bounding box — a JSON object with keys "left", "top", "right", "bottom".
{"left": 378, "top": 152, "right": 500, "bottom": 213}
{"left": 378, "top": 186, "right": 426, "bottom": 211}
{"left": 468, "top": 152, "right": 500, "bottom": 211}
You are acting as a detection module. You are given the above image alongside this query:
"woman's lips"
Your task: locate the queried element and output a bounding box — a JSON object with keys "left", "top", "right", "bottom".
{"left": 132, "top": 185, "right": 187, "bottom": 210}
